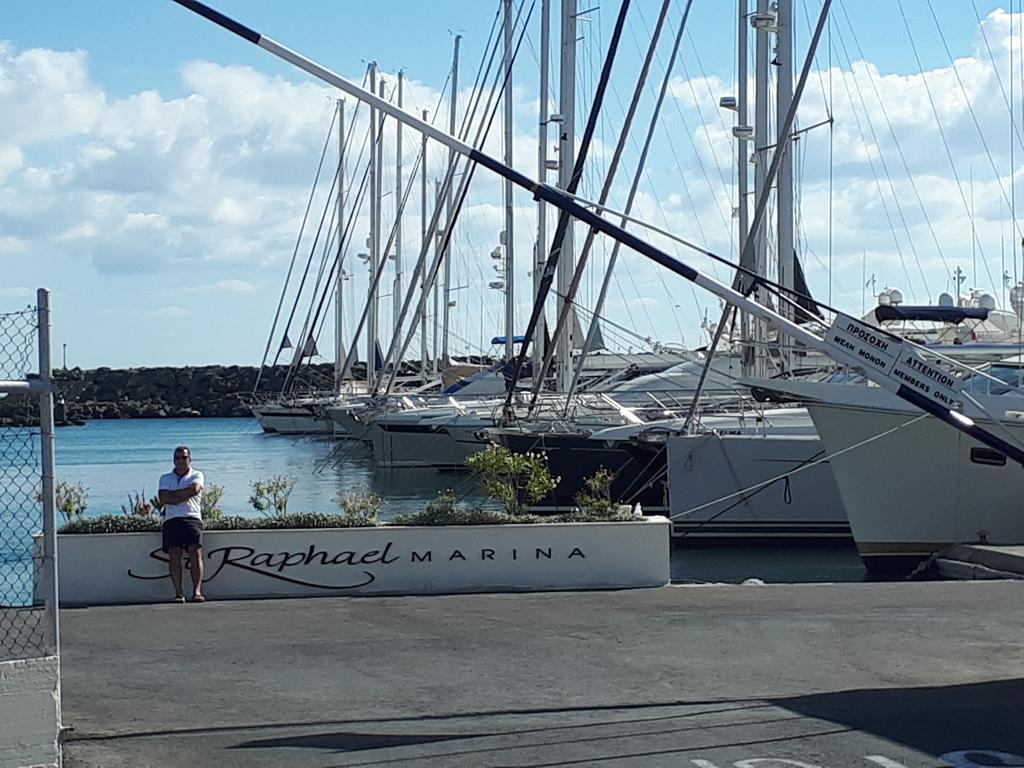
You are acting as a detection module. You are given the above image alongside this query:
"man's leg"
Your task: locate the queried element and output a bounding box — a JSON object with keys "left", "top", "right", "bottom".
{"left": 168, "top": 546, "right": 184, "bottom": 599}
{"left": 187, "top": 544, "right": 204, "bottom": 601}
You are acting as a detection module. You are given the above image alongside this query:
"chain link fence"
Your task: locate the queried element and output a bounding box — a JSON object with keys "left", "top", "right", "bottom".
{"left": 0, "top": 303, "right": 52, "bottom": 660}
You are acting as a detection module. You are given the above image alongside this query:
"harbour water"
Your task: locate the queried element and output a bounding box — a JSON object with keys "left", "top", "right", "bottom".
{"left": 1, "top": 418, "right": 868, "bottom": 605}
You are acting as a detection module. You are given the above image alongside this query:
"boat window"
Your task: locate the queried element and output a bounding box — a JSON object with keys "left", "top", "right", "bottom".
{"left": 824, "top": 369, "right": 869, "bottom": 385}
{"left": 963, "top": 365, "right": 1024, "bottom": 395}
{"left": 970, "top": 446, "right": 1007, "bottom": 466}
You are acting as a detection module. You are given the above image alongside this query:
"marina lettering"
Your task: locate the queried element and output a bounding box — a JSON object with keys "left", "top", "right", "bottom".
{"left": 844, "top": 322, "right": 891, "bottom": 353}
{"left": 857, "top": 347, "right": 887, "bottom": 369}
{"left": 833, "top": 333, "right": 856, "bottom": 352}
{"left": 405, "top": 546, "right": 586, "bottom": 563}
{"left": 891, "top": 364, "right": 931, "bottom": 395}
{"left": 201, "top": 542, "right": 397, "bottom": 582}
{"left": 900, "top": 353, "right": 957, "bottom": 389}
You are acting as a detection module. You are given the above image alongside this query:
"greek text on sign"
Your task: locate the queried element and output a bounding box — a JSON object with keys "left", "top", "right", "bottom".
{"left": 891, "top": 348, "right": 964, "bottom": 407}
{"left": 826, "top": 314, "right": 903, "bottom": 375}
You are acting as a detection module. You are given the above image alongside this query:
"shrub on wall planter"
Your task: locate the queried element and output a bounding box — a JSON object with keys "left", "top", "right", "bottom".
{"left": 59, "top": 507, "right": 641, "bottom": 534}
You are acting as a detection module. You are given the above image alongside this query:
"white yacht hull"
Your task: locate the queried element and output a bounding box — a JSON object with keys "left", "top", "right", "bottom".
{"left": 252, "top": 404, "right": 335, "bottom": 435}
{"left": 806, "top": 403, "right": 1024, "bottom": 574}
{"left": 324, "top": 405, "right": 375, "bottom": 442}
{"left": 370, "top": 418, "right": 481, "bottom": 469}
{"left": 667, "top": 433, "right": 848, "bottom": 539}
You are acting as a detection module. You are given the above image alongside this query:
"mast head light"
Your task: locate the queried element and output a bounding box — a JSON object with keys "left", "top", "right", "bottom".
{"left": 732, "top": 125, "right": 754, "bottom": 140}
{"left": 718, "top": 96, "right": 737, "bottom": 111}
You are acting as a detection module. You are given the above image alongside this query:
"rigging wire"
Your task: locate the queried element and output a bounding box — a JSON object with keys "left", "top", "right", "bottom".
{"left": 927, "top": 0, "right": 1024, "bottom": 252}
{"left": 254, "top": 100, "right": 339, "bottom": 393}
{"left": 830, "top": 16, "right": 919, "bottom": 297}
{"left": 894, "top": 0, "right": 997, "bottom": 296}
{"left": 833, "top": 3, "right": 950, "bottom": 293}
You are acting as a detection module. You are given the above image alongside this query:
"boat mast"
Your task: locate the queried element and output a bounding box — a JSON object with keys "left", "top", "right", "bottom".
{"left": 334, "top": 98, "right": 347, "bottom": 391}
{"left": 736, "top": 0, "right": 755, "bottom": 378}
{"left": 375, "top": 76, "right": 386, "bottom": 372}
{"left": 753, "top": 0, "right": 770, "bottom": 378}
{"left": 367, "top": 62, "right": 379, "bottom": 387}
{"left": 535, "top": 0, "right": 672, "bottom": 410}
{"left": 433, "top": 177, "right": 442, "bottom": 372}
{"left": 394, "top": 71, "right": 404, "bottom": 354}
{"left": 534, "top": 0, "right": 551, "bottom": 373}
{"left": 503, "top": 0, "right": 515, "bottom": 361}
{"left": 420, "top": 108, "right": 429, "bottom": 379}
{"left": 442, "top": 35, "right": 461, "bottom": 369}
{"left": 555, "top": 0, "right": 577, "bottom": 392}
{"left": 776, "top": 0, "right": 795, "bottom": 370}
{"left": 568, "top": 0, "right": 691, "bottom": 401}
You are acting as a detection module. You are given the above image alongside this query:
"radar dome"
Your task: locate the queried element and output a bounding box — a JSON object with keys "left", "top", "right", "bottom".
{"left": 877, "top": 291, "right": 891, "bottom": 306}
{"left": 888, "top": 288, "right": 904, "bottom": 305}
{"left": 979, "top": 293, "right": 997, "bottom": 310}
{"left": 938, "top": 292, "right": 955, "bottom": 307}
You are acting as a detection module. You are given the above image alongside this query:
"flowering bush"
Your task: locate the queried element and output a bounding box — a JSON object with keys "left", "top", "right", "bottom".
{"left": 40, "top": 480, "right": 89, "bottom": 524}
{"left": 465, "top": 445, "right": 559, "bottom": 517}
{"left": 121, "top": 490, "right": 156, "bottom": 518}
{"left": 249, "top": 476, "right": 296, "bottom": 518}
{"left": 201, "top": 483, "right": 226, "bottom": 521}
{"left": 334, "top": 488, "right": 381, "bottom": 526}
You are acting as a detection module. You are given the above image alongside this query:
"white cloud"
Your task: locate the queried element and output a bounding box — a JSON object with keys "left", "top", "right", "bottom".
{"left": 0, "top": 236, "right": 29, "bottom": 254}
{"left": 186, "top": 279, "right": 256, "bottom": 294}
{"left": 4, "top": 6, "right": 1024, "bottom": 366}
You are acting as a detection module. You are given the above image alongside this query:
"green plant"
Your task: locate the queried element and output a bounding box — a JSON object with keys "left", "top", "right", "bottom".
{"left": 149, "top": 494, "right": 164, "bottom": 516}
{"left": 466, "top": 445, "right": 559, "bottom": 517}
{"left": 120, "top": 490, "right": 156, "bottom": 518}
{"left": 60, "top": 515, "right": 161, "bottom": 534}
{"left": 334, "top": 488, "right": 381, "bottom": 526}
{"left": 60, "top": 511, "right": 380, "bottom": 534}
{"left": 392, "top": 504, "right": 539, "bottom": 527}
{"left": 573, "top": 467, "right": 618, "bottom": 518}
{"left": 201, "top": 482, "right": 226, "bottom": 521}
{"left": 57, "top": 508, "right": 640, "bottom": 534}
{"left": 426, "top": 489, "right": 457, "bottom": 516}
{"left": 249, "top": 475, "right": 296, "bottom": 518}
{"left": 42, "top": 480, "right": 89, "bottom": 524}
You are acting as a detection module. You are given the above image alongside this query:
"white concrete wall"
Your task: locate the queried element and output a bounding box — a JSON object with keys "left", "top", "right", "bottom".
{"left": 50, "top": 518, "right": 671, "bottom": 605}
{"left": 0, "top": 655, "right": 60, "bottom": 768}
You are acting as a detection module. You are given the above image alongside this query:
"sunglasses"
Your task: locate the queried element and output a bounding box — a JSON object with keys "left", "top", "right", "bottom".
{"left": 174, "top": 455, "right": 190, "bottom": 460}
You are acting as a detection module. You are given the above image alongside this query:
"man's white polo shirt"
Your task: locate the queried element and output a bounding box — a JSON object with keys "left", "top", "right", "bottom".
{"left": 159, "top": 469, "right": 205, "bottom": 520}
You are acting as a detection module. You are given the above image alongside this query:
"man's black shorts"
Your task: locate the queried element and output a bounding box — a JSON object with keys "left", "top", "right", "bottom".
{"left": 162, "top": 517, "right": 203, "bottom": 552}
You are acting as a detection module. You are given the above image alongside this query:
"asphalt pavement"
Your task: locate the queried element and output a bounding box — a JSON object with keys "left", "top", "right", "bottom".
{"left": 60, "top": 581, "right": 1024, "bottom": 767}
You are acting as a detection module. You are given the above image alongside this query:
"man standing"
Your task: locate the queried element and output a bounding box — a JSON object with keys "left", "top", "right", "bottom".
{"left": 158, "top": 446, "right": 205, "bottom": 603}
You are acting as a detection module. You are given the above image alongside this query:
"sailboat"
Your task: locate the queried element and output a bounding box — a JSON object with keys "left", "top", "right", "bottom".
{"left": 177, "top": 0, "right": 1024, "bottom": 582}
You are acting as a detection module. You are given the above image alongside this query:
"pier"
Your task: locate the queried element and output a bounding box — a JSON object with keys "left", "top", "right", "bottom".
{"left": 61, "top": 581, "right": 1024, "bottom": 767}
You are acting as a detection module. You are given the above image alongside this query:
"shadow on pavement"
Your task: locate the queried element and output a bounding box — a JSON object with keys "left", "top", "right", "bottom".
{"left": 229, "top": 730, "right": 471, "bottom": 752}
{"left": 777, "top": 677, "right": 1024, "bottom": 758}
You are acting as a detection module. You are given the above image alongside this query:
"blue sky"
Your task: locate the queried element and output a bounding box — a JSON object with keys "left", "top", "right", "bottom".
{"left": 0, "top": 0, "right": 1020, "bottom": 369}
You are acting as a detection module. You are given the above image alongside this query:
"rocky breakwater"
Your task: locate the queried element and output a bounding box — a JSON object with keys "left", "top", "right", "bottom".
{"left": 0, "top": 363, "right": 339, "bottom": 427}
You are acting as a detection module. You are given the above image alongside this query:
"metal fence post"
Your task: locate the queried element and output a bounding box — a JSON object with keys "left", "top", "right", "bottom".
{"left": 37, "top": 288, "right": 59, "bottom": 657}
